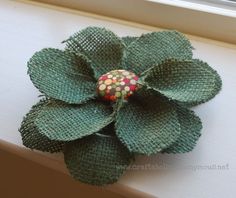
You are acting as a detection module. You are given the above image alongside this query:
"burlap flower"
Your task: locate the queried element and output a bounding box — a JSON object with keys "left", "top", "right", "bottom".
{"left": 19, "top": 27, "right": 222, "bottom": 185}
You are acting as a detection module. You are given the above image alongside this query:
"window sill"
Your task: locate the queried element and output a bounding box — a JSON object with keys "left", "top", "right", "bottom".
{"left": 32, "top": 0, "right": 236, "bottom": 44}
{"left": 0, "top": 1, "right": 236, "bottom": 197}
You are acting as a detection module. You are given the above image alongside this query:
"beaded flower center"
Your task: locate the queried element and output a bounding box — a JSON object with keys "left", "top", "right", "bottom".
{"left": 97, "top": 70, "right": 139, "bottom": 101}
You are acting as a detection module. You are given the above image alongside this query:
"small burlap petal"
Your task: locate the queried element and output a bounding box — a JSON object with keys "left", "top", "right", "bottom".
{"left": 122, "top": 36, "right": 137, "bottom": 47}
{"left": 64, "top": 133, "right": 134, "bottom": 185}
{"left": 144, "top": 59, "right": 222, "bottom": 106}
{"left": 163, "top": 106, "right": 202, "bottom": 153}
{"left": 19, "top": 100, "right": 64, "bottom": 153}
{"left": 64, "top": 27, "right": 125, "bottom": 79}
{"left": 28, "top": 48, "right": 96, "bottom": 104}
{"left": 115, "top": 89, "right": 181, "bottom": 155}
{"left": 122, "top": 31, "right": 193, "bottom": 75}
{"left": 35, "top": 100, "right": 114, "bottom": 141}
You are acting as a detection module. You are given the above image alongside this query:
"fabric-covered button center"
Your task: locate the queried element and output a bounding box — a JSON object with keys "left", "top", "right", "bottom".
{"left": 97, "top": 70, "right": 139, "bottom": 101}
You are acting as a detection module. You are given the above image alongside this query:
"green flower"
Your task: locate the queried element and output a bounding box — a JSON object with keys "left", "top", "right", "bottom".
{"left": 19, "top": 27, "right": 222, "bottom": 185}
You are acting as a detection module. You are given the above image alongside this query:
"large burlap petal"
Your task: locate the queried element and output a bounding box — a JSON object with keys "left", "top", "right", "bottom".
{"left": 19, "top": 100, "right": 64, "bottom": 153}
{"left": 144, "top": 59, "right": 222, "bottom": 106}
{"left": 163, "top": 106, "right": 202, "bottom": 153}
{"left": 28, "top": 48, "right": 96, "bottom": 104}
{"left": 64, "top": 27, "right": 125, "bottom": 79}
{"left": 35, "top": 100, "right": 114, "bottom": 141}
{"left": 115, "top": 89, "right": 181, "bottom": 155}
{"left": 122, "top": 31, "right": 193, "bottom": 75}
{"left": 64, "top": 132, "right": 134, "bottom": 185}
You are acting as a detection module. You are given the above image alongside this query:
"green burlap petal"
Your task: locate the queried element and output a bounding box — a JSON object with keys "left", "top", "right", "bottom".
{"left": 122, "top": 31, "right": 193, "bottom": 75}
{"left": 122, "top": 36, "right": 138, "bottom": 47}
{"left": 28, "top": 48, "right": 96, "bottom": 104}
{"left": 143, "top": 59, "right": 222, "bottom": 106}
{"left": 163, "top": 106, "right": 202, "bottom": 153}
{"left": 64, "top": 27, "right": 125, "bottom": 79}
{"left": 19, "top": 100, "right": 64, "bottom": 153}
{"left": 35, "top": 100, "right": 114, "bottom": 141}
{"left": 115, "top": 89, "right": 181, "bottom": 155}
{"left": 64, "top": 132, "right": 134, "bottom": 185}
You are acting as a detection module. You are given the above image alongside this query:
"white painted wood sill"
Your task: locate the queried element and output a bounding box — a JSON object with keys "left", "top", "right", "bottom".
{"left": 0, "top": 1, "right": 236, "bottom": 197}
